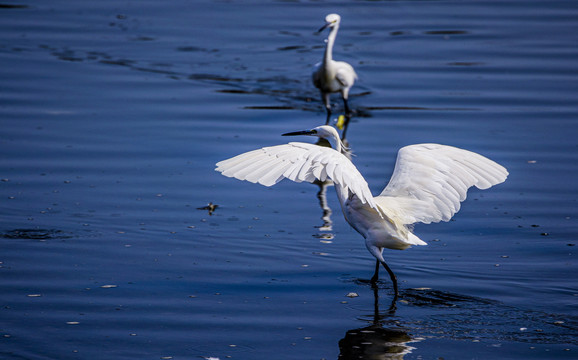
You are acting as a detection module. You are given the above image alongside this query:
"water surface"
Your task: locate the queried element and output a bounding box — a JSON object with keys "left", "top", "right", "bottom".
{"left": 1, "top": 1, "right": 577, "bottom": 359}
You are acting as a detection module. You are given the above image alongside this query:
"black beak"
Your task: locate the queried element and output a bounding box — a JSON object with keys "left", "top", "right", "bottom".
{"left": 317, "top": 23, "right": 330, "bottom": 33}
{"left": 282, "top": 130, "right": 316, "bottom": 137}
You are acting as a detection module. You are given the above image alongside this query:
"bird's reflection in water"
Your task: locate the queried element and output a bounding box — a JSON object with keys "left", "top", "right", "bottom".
{"left": 314, "top": 178, "right": 333, "bottom": 232}
{"left": 312, "top": 113, "right": 353, "bottom": 234}
{"left": 338, "top": 286, "right": 420, "bottom": 360}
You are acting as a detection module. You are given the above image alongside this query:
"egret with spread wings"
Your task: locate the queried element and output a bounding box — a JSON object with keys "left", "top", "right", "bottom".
{"left": 215, "top": 125, "right": 508, "bottom": 298}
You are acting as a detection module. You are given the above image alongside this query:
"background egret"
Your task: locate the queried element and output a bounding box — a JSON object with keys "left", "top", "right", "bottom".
{"left": 312, "top": 14, "right": 358, "bottom": 124}
{"left": 215, "top": 126, "right": 508, "bottom": 299}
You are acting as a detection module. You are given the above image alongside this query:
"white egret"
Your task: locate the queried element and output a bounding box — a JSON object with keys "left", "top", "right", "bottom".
{"left": 312, "top": 14, "right": 358, "bottom": 124}
{"left": 215, "top": 126, "right": 508, "bottom": 298}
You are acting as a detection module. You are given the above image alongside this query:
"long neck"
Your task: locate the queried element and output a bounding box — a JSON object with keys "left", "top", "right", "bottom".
{"left": 323, "top": 25, "right": 338, "bottom": 65}
{"left": 325, "top": 129, "right": 344, "bottom": 154}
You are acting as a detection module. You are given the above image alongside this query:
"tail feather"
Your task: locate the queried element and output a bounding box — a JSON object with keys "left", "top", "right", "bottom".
{"left": 406, "top": 231, "right": 427, "bottom": 246}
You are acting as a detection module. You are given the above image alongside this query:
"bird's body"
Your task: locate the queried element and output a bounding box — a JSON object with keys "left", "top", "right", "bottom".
{"left": 312, "top": 14, "right": 357, "bottom": 123}
{"left": 215, "top": 126, "right": 508, "bottom": 298}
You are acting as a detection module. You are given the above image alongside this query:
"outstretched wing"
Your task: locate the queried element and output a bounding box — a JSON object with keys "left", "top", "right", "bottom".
{"left": 215, "top": 142, "right": 377, "bottom": 208}
{"left": 374, "top": 144, "right": 508, "bottom": 225}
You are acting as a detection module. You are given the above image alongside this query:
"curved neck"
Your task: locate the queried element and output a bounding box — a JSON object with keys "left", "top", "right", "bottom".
{"left": 325, "top": 128, "right": 345, "bottom": 154}
{"left": 323, "top": 25, "right": 339, "bottom": 65}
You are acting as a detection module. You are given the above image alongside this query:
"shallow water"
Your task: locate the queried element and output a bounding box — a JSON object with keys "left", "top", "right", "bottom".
{"left": 1, "top": 0, "right": 577, "bottom": 359}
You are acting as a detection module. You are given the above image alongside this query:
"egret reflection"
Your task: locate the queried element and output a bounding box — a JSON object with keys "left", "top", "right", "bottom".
{"left": 338, "top": 287, "right": 421, "bottom": 359}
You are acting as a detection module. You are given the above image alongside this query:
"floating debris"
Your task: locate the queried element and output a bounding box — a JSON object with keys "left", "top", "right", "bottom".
{"left": 197, "top": 202, "right": 219, "bottom": 215}
{"left": 346, "top": 292, "right": 359, "bottom": 298}
{"left": 66, "top": 321, "right": 80, "bottom": 325}
{"left": 100, "top": 285, "right": 118, "bottom": 289}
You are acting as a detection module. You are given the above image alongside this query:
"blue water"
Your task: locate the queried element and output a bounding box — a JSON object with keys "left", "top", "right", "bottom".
{"left": 1, "top": 1, "right": 577, "bottom": 359}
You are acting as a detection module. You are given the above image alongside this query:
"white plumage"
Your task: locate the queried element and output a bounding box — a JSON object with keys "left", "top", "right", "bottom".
{"left": 215, "top": 125, "right": 508, "bottom": 298}
{"left": 312, "top": 13, "right": 357, "bottom": 123}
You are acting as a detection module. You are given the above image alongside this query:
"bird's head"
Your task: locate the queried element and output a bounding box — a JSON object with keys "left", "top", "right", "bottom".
{"left": 283, "top": 125, "right": 346, "bottom": 153}
{"left": 318, "top": 13, "right": 341, "bottom": 33}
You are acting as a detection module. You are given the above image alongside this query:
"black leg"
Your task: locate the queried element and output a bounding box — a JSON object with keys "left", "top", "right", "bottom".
{"left": 323, "top": 92, "right": 332, "bottom": 125}
{"left": 343, "top": 97, "right": 351, "bottom": 116}
{"left": 380, "top": 261, "right": 399, "bottom": 300}
{"left": 370, "top": 259, "right": 380, "bottom": 284}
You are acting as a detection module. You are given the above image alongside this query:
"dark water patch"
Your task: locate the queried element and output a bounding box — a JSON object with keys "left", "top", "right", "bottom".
{"left": 1, "top": 229, "right": 71, "bottom": 241}
{"left": 0, "top": 4, "right": 28, "bottom": 9}
{"left": 189, "top": 73, "right": 243, "bottom": 82}
{"left": 133, "top": 66, "right": 179, "bottom": 76}
{"left": 402, "top": 288, "right": 498, "bottom": 308}
{"left": 24, "top": 41, "right": 330, "bottom": 116}
{"left": 99, "top": 59, "right": 137, "bottom": 67}
{"left": 278, "top": 30, "right": 301, "bottom": 37}
{"left": 216, "top": 89, "right": 253, "bottom": 94}
{"left": 129, "top": 36, "right": 155, "bottom": 42}
{"left": 176, "top": 46, "right": 218, "bottom": 53}
{"left": 277, "top": 45, "right": 307, "bottom": 51}
{"left": 424, "top": 30, "right": 468, "bottom": 35}
{"left": 50, "top": 49, "right": 84, "bottom": 62}
{"left": 361, "top": 106, "right": 478, "bottom": 111}
{"left": 398, "top": 288, "right": 578, "bottom": 345}
{"left": 448, "top": 61, "right": 485, "bottom": 66}
{"left": 344, "top": 284, "right": 578, "bottom": 346}
{"left": 243, "top": 105, "right": 295, "bottom": 110}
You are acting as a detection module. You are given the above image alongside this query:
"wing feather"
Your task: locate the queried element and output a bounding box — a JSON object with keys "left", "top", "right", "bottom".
{"left": 216, "top": 142, "right": 377, "bottom": 208}
{"left": 375, "top": 144, "right": 508, "bottom": 225}
{"left": 335, "top": 62, "right": 358, "bottom": 87}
